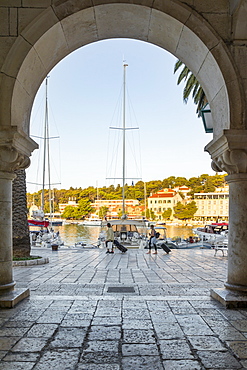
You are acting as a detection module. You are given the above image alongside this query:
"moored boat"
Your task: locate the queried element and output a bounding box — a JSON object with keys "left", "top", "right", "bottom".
{"left": 98, "top": 219, "right": 148, "bottom": 249}
{"left": 192, "top": 222, "right": 228, "bottom": 242}
{"left": 28, "top": 76, "right": 64, "bottom": 248}
{"left": 81, "top": 217, "right": 102, "bottom": 226}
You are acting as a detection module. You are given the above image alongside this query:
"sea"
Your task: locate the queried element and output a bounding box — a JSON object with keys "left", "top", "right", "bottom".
{"left": 52, "top": 223, "right": 197, "bottom": 247}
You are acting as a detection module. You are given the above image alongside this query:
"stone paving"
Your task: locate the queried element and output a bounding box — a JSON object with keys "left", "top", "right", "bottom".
{"left": 1, "top": 247, "right": 247, "bottom": 369}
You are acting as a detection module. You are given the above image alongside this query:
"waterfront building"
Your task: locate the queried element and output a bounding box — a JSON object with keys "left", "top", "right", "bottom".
{"left": 91, "top": 199, "right": 141, "bottom": 219}
{"left": 58, "top": 197, "right": 78, "bottom": 213}
{"left": 147, "top": 188, "right": 183, "bottom": 220}
{"left": 173, "top": 185, "right": 191, "bottom": 199}
{"left": 194, "top": 185, "right": 229, "bottom": 222}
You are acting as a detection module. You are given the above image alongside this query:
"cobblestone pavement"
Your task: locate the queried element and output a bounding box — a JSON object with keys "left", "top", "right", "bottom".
{"left": 1, "top": 247, "right": 247, "bottom": 369}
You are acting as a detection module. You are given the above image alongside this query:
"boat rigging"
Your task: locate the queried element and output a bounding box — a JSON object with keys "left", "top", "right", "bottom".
{"left": 106, "top": 63, "right": 141, "bottom": 218}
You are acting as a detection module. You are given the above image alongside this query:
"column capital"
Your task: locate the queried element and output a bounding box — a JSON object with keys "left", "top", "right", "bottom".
{"left": 0, "top": 126, "right": 38, "bottom": 172}
{"left": 205, "top": 129, "right": 247, "bottom": 175}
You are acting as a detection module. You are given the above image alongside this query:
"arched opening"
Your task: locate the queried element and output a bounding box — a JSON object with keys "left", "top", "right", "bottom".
{"left": 27, "top": 38, "right": 216, "bottom": 193}
{"left": 1, "top": 1, "right": 246, "bottom": 308}
{"left": 1, "top": 2, "right": 242, "bottom": 140}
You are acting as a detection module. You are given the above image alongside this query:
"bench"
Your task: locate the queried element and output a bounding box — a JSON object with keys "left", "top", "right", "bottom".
{"left": 214, "top": 237, "right": 228, "bottom": 256}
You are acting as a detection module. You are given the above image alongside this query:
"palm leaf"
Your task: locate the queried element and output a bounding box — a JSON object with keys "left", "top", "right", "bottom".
{"left": 174, "top": 59, "right": 207, "bottom": 115}
{"left": 177, "top": 67, "right": 191, "bottom": 84}
{"left": 183, "top": 74, "right": 197, "bottom": 101}
{"left": 174, "top": 60, "right": 183, "bottom": 73}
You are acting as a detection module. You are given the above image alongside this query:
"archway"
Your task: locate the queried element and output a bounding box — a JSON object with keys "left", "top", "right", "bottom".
{"left": 2, "top": 2, "right": 242, "bottom": 138}
{"left": 0, "top": 1, "right": 245, "bottom": 307}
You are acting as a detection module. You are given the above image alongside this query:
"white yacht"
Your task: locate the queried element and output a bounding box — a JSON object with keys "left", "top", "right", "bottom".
{"left": 193, "top": 222, "right": 228, "bottom": 245}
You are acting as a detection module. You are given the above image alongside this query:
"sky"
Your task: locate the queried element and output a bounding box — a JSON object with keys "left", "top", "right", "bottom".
{"left": 26, "top": 38, "right": 215, "bottom": 193}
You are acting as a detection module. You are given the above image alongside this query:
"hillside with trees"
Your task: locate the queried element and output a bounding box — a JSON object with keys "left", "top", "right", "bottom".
{"left": 27, "top": 174, "right": 226, "bottom": 216}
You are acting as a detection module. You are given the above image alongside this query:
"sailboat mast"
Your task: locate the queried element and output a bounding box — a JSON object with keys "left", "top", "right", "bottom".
{"left": 144, "top": 182, "right": 147, "bottom": 218}
{"left": 122, "top": 63, "right": 128, "bottom": 217}
{"left": 41, "top": 76, "right": 49, "bottom": 212}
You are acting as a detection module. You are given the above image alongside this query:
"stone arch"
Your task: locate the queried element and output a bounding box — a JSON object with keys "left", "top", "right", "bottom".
{"left": 232, "top": 0, "right": 247, "bottom": 39}
{"left": 0, "top": 1, "right": 243, "bottom": 141}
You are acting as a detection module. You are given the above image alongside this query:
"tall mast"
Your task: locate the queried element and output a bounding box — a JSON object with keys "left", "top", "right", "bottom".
{"left": 122, "top": 63, "right": 128, "bottom": 217}
{"left": 144, "top": 181, "right": 147, "bottom": 218}
{"left": 41, "top": 76, "right": 49, "bottom": 212}
{"left": 41, "top": 75, "right": 52, "bottom": 219}
{"left": 107, "top": 63, "right": 140, "bottom": 219}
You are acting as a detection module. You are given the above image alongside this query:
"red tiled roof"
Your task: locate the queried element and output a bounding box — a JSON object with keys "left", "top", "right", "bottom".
{"left": 149, "top": 193, "right": 174, "bottom": 198}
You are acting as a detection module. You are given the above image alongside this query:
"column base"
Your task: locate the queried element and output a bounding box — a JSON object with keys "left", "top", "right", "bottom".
{"left": 211, "top": 288, "right": 247, "bottom": 308}
{"left": 0, "top": 288, "right": 30, "bottom": 308}
{"left": 224, "top": 282, "right": 247, "bottom": 292}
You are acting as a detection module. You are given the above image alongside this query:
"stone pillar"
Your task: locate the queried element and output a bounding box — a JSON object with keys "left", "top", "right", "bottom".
{"left": 225, "top": 174, "right": 247, "bottom": 290}
{"left": 0, "top": 127, "right": 38, "bottom": 307}
{"left": 0, "top": 171, "right": 16, "bottom": 292}
{"left": 205, "top": 130, "right": 247, "bottom": 307}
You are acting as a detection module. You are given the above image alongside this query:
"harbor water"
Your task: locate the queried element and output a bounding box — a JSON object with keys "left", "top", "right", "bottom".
{"left": 52, "top": 224, "right": 197, "bottom": 247}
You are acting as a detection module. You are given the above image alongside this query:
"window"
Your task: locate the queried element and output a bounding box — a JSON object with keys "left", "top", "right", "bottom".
{"left": 167, "top": 200, "right": 171, "bottom": 203}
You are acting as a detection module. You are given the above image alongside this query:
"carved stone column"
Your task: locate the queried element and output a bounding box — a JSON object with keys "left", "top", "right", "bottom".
{"left": 0, "top": 127, "right": 38, "bottom": 307}
{"left": 205, "top": 130, "right": 247, "bottom": 307}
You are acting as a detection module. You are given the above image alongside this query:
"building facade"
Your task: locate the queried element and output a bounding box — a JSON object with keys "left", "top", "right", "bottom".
{"left": 91, "top": 199, "right": 142, "bottom": 219}
{"left": 59, "top": 197, "right": 78, "bottom": 213}
{"left": 194, "top": 186, "right": 229, "bottom": 222}
{"left": 148, "top": 189, "right": 183, "bottom": 220}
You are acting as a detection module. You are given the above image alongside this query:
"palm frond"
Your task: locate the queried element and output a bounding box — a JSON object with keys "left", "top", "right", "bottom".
{"left": 174, "top": 59, "right": 183, "bottom": 73}
{"left": 192, "top": 81, "right": 200, "bottom": 99}
{"left": 183, "top": 74, "right": 197, "bottom": 100}
{"left": 177, "top": 67, "right": 191, "bottom": 85}
{"left": 174, "top": 59, "right": 207, "bottom": 114}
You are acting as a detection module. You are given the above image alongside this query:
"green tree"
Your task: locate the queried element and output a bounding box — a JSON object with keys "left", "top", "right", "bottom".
{"left": 99, "top": 206, "right": 109, "bottom": 219}
{"left": 162, "top": 208, "right": 172, "bottom": 220}
{"left": 77, "top": 198, "right": 94, "bottom": 219}
{"left": 174, "top": 60, "right": 207, "bottom": 115}
{"left": 145, "top": 208, "right": 156, "bottom": 220}
{"left": 62, "top": 206, "right": 78, "bottom": 219}
{"left": 173, "top": 201, "right": 198, "bottom": 220}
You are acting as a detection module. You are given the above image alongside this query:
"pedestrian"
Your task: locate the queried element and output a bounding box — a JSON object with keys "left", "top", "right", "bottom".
{"left": 147, "top": 224, "right": 157, "bottom": 254}
{"left": 106, "top": 222, "right": 114, "bottom": 254}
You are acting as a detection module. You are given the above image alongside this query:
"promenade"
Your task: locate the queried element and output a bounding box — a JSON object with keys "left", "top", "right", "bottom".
{"left": 0, "top": 247, "right": 246, "bottom": 369}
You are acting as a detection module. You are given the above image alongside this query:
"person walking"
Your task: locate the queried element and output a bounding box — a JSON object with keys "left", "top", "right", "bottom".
{"left": 147, "top": 224, "right": 157, "bottom": 254}
{"left": 106, "top": 222, "right": 114, "bottom": 254}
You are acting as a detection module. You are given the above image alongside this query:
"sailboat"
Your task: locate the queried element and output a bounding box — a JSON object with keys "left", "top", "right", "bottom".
{"left": 98, "top": 63, "right": 148, "bottom": 249}
{"left": 28, "top": 76, "right": 64, "bottom": 247}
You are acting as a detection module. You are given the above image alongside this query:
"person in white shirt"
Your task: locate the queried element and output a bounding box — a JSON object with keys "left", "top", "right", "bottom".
{"left": 106, "top": 223, "right": 114, "bottom": 254}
